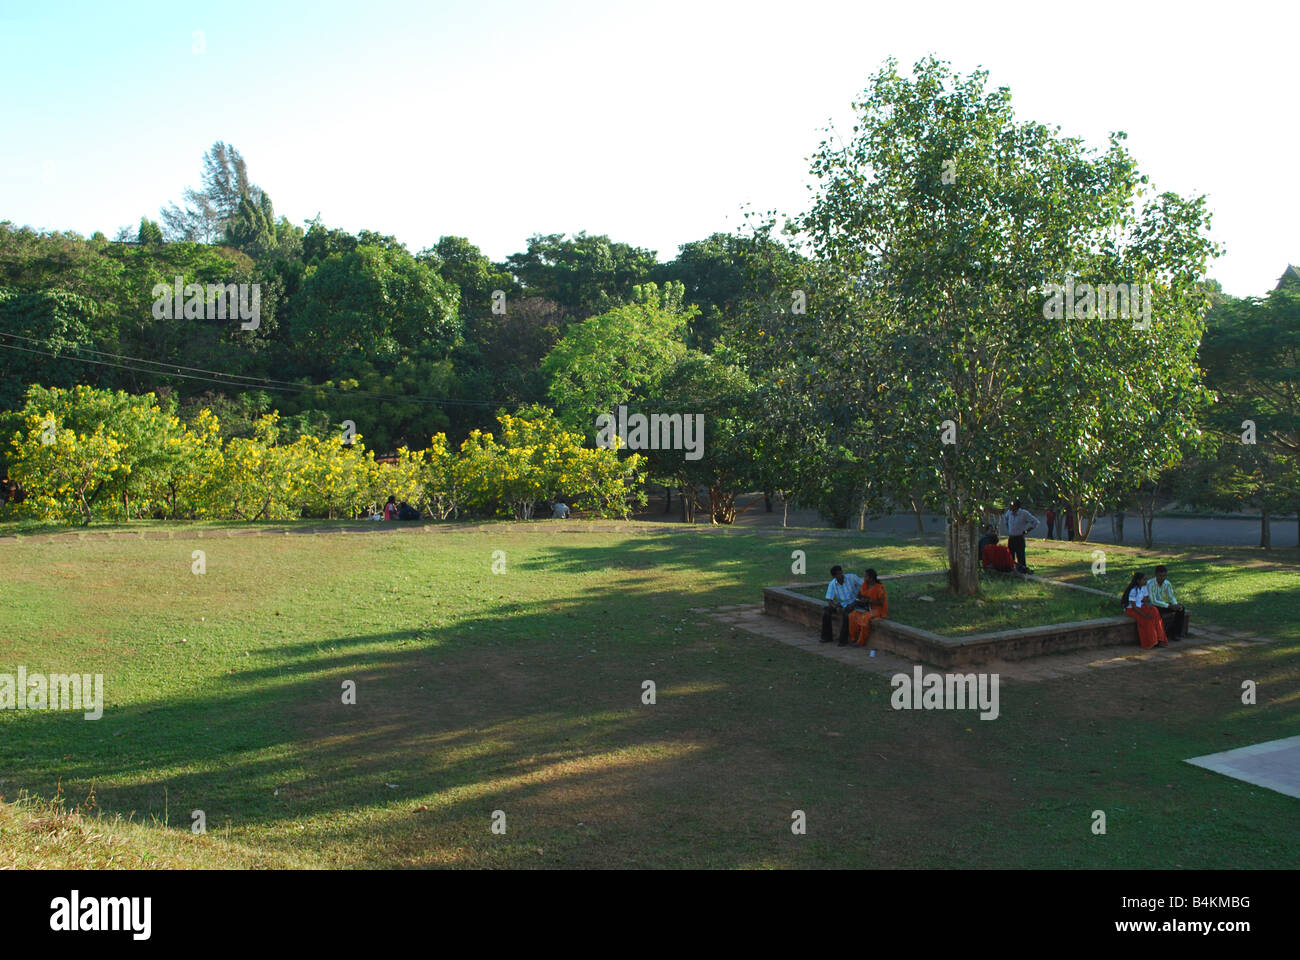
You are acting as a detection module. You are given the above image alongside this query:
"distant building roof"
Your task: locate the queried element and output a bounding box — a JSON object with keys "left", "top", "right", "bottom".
{"left": 1277, "top": 264, "right": 1300, "bottom": 290}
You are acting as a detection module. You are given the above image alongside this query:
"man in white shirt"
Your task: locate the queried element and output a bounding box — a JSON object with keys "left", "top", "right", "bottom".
{"left": 551, "top": 501, "right": 571, "bottom": 519}
{"left": 1149, "top": 565, "right": 1188, "bottom": 640}
{"left": 821, "top": 565, "right": 865, "bottom": 646}
{"left": 1002, "top": 500, "right": 1039, "bottom": 573}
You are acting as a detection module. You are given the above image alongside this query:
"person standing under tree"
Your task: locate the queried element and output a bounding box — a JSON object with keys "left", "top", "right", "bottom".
{"left": 1002, "top": 500, "right": 1039, "bottom": 573}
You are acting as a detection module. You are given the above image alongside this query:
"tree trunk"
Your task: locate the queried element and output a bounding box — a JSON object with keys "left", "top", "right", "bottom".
{"left": 764, "top": 490, "right": 773, "bottom": 513}
{"left": 1112, "top": 511, "right": 1124, "bottom": 543}
{"left": 1260, "top": 508, "right": 1270, "bottom": 549}
{"left": 708, "top": 486, "right": 736, "bottom": 524}
{"left": 858, "top": 500, "right": 868, "bottom": 531}
{"left": 679, "top": 486, "right": 695, "bottom": 523}
{"left": 945, "top": 517, "right": 980, "bottom": 596}
{"left": 663, "top": 486, "right": 672, "bottom": 513}
{"left": 912, "top": 498, "right": 925, "bottom": 534}
{"left": 782, "top": 493, "right": 789, "bottom": 528}
{"left": 1137, "top": 491, "right": 1156, "bottom": 548}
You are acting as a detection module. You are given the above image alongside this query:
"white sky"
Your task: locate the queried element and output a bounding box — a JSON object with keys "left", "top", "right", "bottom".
{"left": 1, "top": 0, "right": 1295, "bottom": 296}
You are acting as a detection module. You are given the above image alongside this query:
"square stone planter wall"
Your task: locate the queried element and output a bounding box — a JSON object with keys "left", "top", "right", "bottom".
{"left": 762, "top": 574, "right": 1138, "bottom": 668}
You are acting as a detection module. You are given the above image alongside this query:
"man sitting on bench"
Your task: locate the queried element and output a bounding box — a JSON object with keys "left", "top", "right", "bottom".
{"left": 821, "top": 565, "right": 865, "bottom": 646}
{"left": 1149, "top": 564, "right": 1189, "bottom": 640}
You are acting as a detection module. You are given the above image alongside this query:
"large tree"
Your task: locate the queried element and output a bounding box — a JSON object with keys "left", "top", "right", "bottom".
{"left": 289, "top": 243, "right": 461, "bottom": 365}
{"left": 161, "top": 142, "right": 259, "bottom": 243}
{"left": 541, "top": 282, "right": 693, "bottom": 435}
{"left": 653, "top": 232, "right": 804, "bottom": 351}
{"left": 506, "top": 232, "right": 658, "bottom": 321}
{"left": 800, "top": 57, "right": 1217, "bottom": 593}
{"left": 1198, "top": 285, "right": 1300, "bottom": 546}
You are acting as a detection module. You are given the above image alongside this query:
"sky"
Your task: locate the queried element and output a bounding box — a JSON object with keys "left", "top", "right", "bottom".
{"left": 1, "top": 0, "right": 1296, "bottom": 297}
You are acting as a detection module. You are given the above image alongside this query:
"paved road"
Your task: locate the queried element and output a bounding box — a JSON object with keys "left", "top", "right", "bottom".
{"left": 856, "top": 512, "right": 1298, "bottom": 548}
{"left": 637, "top": 494, "right": 1300, "bottom": 548}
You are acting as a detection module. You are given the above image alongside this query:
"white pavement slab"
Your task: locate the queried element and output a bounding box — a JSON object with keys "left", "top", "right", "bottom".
{"left": 1186, "top": 736, "right": 1300, "bottom": 800}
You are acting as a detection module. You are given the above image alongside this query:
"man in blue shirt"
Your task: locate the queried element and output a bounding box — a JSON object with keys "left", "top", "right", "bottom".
{"left": 821, "top": 565, "right": 865, "bottom": 646}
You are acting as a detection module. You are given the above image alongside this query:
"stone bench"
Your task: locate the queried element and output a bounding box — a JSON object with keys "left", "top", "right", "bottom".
{"left": 762, "top": 575, "right": 1138, "bottom": 668}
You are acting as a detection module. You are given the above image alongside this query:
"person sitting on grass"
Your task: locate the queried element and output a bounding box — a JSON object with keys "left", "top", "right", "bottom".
{"left": 981, "top": 534, "right": 1016, "bottom": 573}
{"left": 821, "top": 565, "right": 864, "bottom": 645}
{"left": 1149, "top": 564, "right": 1188, "bottom": 640}
{"left": 1122, "top": 570, "right": 1168, "bottom": 649}
{"left": 848, "top": 568, "right": 888, "bottom": 646}
{"left": 383, "top": 495, "right": 399, "bottom": 521}
{"left": 551, "top": 500, "right": 571, "bottom": 519}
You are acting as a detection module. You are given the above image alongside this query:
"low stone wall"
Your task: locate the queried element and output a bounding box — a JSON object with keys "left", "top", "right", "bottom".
{"left": 762, "top": 575, "right": 1138, "bottom": 668}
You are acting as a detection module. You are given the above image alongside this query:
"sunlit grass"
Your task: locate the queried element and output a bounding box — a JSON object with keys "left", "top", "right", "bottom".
{"left": 0, "top": 523, "right": 1296, "bottom": 868}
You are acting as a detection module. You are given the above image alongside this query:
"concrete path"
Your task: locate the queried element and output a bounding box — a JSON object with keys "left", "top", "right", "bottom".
{"left": 639, "top": 495, "right": 1300, "bottom": 548}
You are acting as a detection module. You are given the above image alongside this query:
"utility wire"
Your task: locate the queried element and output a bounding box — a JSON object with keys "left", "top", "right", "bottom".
{"left": 0, "top": 335, "right": 528, "bottom": 408}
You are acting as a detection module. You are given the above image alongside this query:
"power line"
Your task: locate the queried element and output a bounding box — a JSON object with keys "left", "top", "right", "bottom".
{"left": 1, "top": 329, "right": 309, "bottom": 388}
{"left": 0, "top": 335, "right": 526, "bottom": 408}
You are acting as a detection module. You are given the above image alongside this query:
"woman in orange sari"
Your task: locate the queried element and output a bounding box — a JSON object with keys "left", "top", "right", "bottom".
{"left": 1123, "top": 570, "right": 1168, "bottom": 649}
{"left": 848, "top": 569, "right": 888, "bottom": 646}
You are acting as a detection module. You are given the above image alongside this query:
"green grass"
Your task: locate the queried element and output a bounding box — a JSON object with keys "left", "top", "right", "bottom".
{"left": 0, "top": 522, "right": 1296, "bottom": 868}
{"left": 794, "top": 575, "right": 1117, "bottom": 636}
{"left": 0, "top": 791, "right": 298, "bottom": 868}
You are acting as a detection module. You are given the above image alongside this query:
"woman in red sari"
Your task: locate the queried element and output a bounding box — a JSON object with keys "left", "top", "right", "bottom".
{"left": 848, "top": 569, "right": 889, "bottom": 646}
{"left": 1123, "top": 571, "right": 1168, "bottom": 649}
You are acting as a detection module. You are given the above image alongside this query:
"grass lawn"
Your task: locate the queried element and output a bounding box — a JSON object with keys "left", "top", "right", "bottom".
{"left": 0, "top": 521, "right": 1296, "bottom": 868}
{"left": 793, "top": 575, "right": 1118, "bottom": 635}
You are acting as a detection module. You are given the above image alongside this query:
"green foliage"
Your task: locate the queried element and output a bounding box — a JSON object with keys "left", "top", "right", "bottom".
{"left": 542, "top": 296, "right": 694, "bottom": 433}
{"left": 2, "top": 385, "right": 642, "bottom": 524}
{"left": 290, "top": 244, "right": 461, "bottom": 363}
{"left": 160, "top": 141, "right": 257, "bottom": 243}
{"left": 790, "top": 56, "right": 1217, "bottom": 582}
{"left": 136, "top": 219, "right": 164, "bottom": 246}
{"left": 420, "top": 235, "right": 517, "bottom": 320}
{"left": 653, "top": 232, "right": 804, "bottom": 350}
{"left": 1188, "top": 288, "right": 1300, "bottom": 520}
{"left": 5, "top": 385, "right": 201, "bottom": 523}
{"left": 0, "top": 287, "right": 97, "bottom": 411}
{"left": 505, "top": 231, "right": 658, "bottom": 320}
{"left": 646, "top": 351, "right": 758, "bottom": 523}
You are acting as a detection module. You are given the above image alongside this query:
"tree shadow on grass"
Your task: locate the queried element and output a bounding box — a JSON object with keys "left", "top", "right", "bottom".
{"left": 2, "top": 547, "right": 828, "bottom": 867}
{"left": 7, "top": 532, "right": 1295, "bottom": 868}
